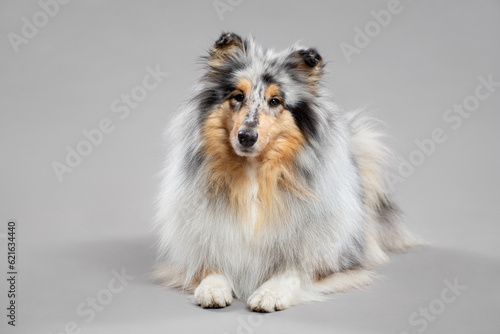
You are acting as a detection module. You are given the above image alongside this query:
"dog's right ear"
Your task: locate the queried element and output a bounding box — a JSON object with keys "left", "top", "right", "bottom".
{"left": 208, "top": 32, "right": 244, "bottom": 67}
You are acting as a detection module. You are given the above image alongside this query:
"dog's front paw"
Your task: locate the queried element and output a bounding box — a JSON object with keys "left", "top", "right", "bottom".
{"left": 247, "top": 276, "right": 300, "bottom": 312}
{"left": 248, "top": 289, "right": 289, "bottom": 312}
{"left": 194, "top": 274, "right": 233, "bottom": 308}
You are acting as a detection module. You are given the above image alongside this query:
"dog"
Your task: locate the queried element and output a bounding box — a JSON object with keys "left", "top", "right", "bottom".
{"left": 153, "top": 32, "right": 421, "bottom": 312}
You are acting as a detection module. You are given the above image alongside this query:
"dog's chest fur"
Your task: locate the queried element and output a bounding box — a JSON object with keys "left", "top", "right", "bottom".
{"left": 243, "top": 158, "right": 260, "bottom": 232}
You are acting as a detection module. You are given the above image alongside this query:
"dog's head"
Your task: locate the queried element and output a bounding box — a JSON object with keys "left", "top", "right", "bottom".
{"left": 198, "top": 32, "right": 324, "bottom": 158}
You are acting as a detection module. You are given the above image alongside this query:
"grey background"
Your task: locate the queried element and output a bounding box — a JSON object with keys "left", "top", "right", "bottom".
{"left": 1, "top": 0, "right": 499, "bottom": 333}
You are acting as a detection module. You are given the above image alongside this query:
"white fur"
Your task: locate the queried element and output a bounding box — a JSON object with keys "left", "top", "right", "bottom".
{"left": 247, "top": 271, "right": 302, "bottom": 312}
{"left": 153, "top": 35, "right": 422, "bottom": 311}
{"left": 194, "top": 274, "right": 233, "bottom": 308}
{"left": 314, "top": 269, "right": 377, "bottom": 294}
{"left": 244, "top": 158, "right": 260, "bottom": 232}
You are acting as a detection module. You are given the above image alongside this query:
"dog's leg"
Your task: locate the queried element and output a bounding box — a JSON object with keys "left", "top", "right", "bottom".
{"left": 247, "top": 270, "right": 302, "bottom": 312}
{"left": 347, "top": 109, "right": 424, "bottom": 252}
{"left": 314, "top": 268, "right": 376, "bottom": 294}
{"left": 194, "top": 273, "right": 233, "bottom": 308}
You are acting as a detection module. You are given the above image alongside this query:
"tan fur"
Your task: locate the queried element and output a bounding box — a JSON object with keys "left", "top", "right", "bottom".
{"left": 257, "top": 109, "right": 311, "bottom": 206}
{"left": 152, "top": 263, "right": 219, "bottom": 294}
{"left": 208, "top": 37, "right": 244, "bottom": 70}
{"left": 203, "top": 104, "right": 248, "bottom": 215}
{"left": 265, "top": 83, "right": 281, "bottom": 99}
{"left": 315, "top": 269, "right": 377, "bottom": 294}
{"left": 152, "top": 263, "right": 197, "bottom": 293}
{"left": 294, "top": 51, "right": 323, "bottom": 91}
{"left": 363, "top": 217, "right": 390, "bottom": 267}
{"left": 202, "top": 80, "right": 311, "bottom": 232}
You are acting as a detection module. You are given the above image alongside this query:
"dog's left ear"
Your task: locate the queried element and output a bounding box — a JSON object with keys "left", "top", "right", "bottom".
{"left": 292, "top": 48, "right": 324, "bottom": 90}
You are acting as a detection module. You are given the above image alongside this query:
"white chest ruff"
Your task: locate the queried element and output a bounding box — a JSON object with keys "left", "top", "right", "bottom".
{"left": 244, "top": 159, "right": 260, "bottom": 233}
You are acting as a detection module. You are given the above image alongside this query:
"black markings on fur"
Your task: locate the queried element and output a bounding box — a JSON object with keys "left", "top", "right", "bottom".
{"left": 197, "top": 89, "right": 221, "bottom": 114}
{"left": 197, "top": 32, "right": 247, "bottom": 124}
{"left": 214, "top": 32, "right": 243, "bottom": 48}
{"left": 287, "top": 100, "right": 318, "bottom": 138}
{"left": 374, "top": 197, "right": 409, "bottom": 251}
{"left": 196, "top": 60, "right": 246, "bottom": 124}
{"left": 195, "top": 86, "right": 230, "bottom": 126}
{"left": 297, "top": 164, "right": 314, "bottom": 187}
{"left": 314, "top": 267, "right": 335, "bottom": 281}
{"left": 338, "top": 235, "right": 364, "bottom": 270}
{"left": 185, "top": 147, "right": 205, "bottom": 176}
{"left": 376, "top": 198, "right": 401, "bottom": 227}
{"left": 280, "top": 90, "right": 286, "bottom": 102}
{"left": 351, "top": 153, "right": 367, "bottom": 209}
{"left": 243, "top": 112, "right": 259, "bottom": 127}
{"left": 298, "top": 48, "right": 322, "bottom": 67}
{"left": 262, "top": 73, "right": 275, "bottom": 85}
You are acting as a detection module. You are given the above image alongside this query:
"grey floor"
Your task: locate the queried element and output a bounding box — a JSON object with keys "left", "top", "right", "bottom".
{"left": 1, "top": 1, "right": 499, "bottom": 333}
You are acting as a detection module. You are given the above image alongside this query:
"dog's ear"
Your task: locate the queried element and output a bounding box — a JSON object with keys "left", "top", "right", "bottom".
{"left": 291, "top": 47, "right": 324, "bottom": 90}
{"left": 208, "top": 32, "right": 245, "bottom": 67}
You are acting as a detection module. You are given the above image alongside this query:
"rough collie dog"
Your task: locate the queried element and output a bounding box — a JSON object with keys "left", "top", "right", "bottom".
{"left": 153, "top": 32, "right": 421, "bottom": 312}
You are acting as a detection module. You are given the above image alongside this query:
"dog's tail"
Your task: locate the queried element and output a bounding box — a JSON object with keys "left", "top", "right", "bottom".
{"left": 346, "top": 109, "right": 423, "bottom": 263}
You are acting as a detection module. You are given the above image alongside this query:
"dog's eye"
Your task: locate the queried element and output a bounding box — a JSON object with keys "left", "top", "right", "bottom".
{"left": 233, "top": 94, "right": 245, "bottom": 102}
{"left": 269, "top": 98, "right": 281, "bottom": 107}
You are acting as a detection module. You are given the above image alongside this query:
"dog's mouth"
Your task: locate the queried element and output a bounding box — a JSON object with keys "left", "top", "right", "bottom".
{"left": 232, "top": 143, "right": 260, "bottom": 157}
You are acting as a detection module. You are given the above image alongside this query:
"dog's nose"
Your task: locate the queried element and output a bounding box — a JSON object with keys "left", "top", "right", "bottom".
{"left": 237, "top": 129, "right": 258, "bottom": 147}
